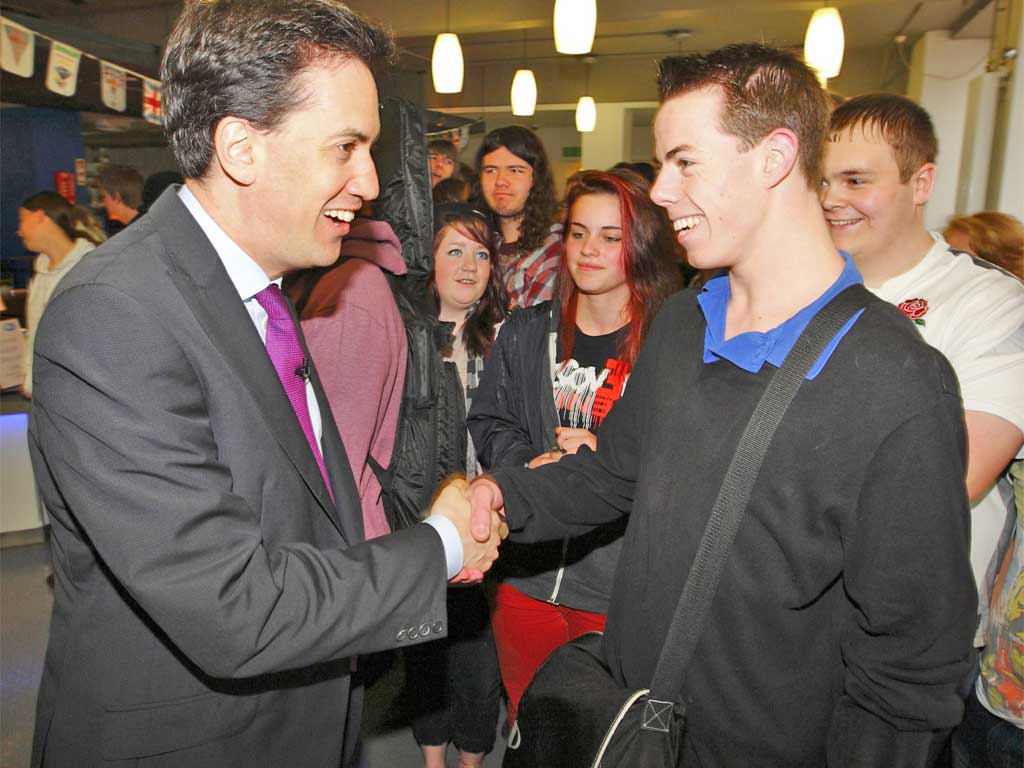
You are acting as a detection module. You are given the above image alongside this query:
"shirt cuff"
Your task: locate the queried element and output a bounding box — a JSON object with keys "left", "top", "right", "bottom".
{"left": 423, "top": 515, "right": 463, "bottom": 580}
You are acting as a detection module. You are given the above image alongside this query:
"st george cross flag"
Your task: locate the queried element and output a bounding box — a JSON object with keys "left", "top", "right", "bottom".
{"left": 46, "top": 41, "right": 81, "bottom": 96}
{"left": 101, "top": 61, "right": 127, "bottom": 112}
{"left": 143, "top": 78, "right": 162, "bottom": 125}
{"left": 1, "top": 18, "right": 34, "bottom": 78}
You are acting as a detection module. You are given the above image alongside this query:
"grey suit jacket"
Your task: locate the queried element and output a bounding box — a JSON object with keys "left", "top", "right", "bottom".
{"left": 28, "top": 188, "right": 449, "bottom": 767}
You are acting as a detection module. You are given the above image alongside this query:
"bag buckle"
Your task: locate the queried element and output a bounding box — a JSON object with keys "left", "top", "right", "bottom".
{"left": 640, "top": 698, "right": 675, "bottom": 733}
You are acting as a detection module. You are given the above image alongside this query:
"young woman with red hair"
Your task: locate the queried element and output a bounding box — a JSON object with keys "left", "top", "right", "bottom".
{"left": 468, "top": 169, "right": 681, "bottom": 728}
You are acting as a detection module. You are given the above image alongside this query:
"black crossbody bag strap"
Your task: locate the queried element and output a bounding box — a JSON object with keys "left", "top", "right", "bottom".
{"left": 644, "top": 285, "right": 877, "bottom": 716}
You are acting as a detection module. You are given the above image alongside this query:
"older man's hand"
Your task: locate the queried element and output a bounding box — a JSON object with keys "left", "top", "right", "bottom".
{"left": 428, "top": 476, "right": 505, "bottom": 584}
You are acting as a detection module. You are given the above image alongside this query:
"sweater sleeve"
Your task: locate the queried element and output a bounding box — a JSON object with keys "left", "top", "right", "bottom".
{"left": 489, "top": 306, "right": 658, "bottom": 542}
{"left": 827, "top": 394, "right": 977, "bottom": 766}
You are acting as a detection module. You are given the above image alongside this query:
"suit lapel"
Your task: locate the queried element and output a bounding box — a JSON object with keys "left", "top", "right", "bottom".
{"left": 148, "top": 189, "right": 347, "bottom": 540}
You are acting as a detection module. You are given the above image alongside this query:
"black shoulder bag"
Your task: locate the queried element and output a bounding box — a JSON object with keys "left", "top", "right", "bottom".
{"left": 503, "top": 286, "right": 874, "bottom": 768}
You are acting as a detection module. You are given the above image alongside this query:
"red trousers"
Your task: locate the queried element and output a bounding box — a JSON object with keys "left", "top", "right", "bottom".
{"left": 491, "top": 583, "right": 607, "bottom": 725}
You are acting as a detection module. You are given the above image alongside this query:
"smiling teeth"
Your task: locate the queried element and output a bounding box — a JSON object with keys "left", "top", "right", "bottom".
{"left": 325, "top": 209, "right": 355, "bottom": 222}
{"left": 673, "top": 216, "right": 701, "bottom": 232}
{"left": 828, "top": 219, "right": 859, "bottom": 226}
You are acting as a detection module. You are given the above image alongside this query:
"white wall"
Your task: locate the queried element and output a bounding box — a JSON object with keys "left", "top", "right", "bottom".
{"left": 908, "top": 30, "right": 990, "bottom": 230}
{"left": 989, "top": 15, "right": 1024, "bottom": 218}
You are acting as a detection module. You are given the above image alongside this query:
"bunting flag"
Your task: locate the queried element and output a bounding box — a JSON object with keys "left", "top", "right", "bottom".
{"left": 143, "top": 78, "right": 162, "bottom": 125}
{"left": 1, "top": 18, "right": 34, "bottom": 78}
{"left": 100, "top": 61, "right": 127, "bottom": 112}
{"left": 429, "top": 125, "right": 471, "bottom": 149}
{"left": 45, "top": 40, "right": 81, "bottom": 96}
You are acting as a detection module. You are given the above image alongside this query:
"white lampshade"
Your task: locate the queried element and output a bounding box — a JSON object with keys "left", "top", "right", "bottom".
{"left": 575, "top": 96, "right": 596, "bottom": 132}
{"left": 803, "top": 7, "right": 844, "bottom": 81}
{"left": 511, "top": 69, "right": 538, "bottom": 116}
{"left": 554, "top": 0, "right": 596, "bottom": 55}
{"left": 432, "top": 32, "right": 464, "bottom": 94}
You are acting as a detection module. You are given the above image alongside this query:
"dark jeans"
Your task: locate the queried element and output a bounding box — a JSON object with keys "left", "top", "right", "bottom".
{"left": 405, "top": 585, "right": 502, "bottom": 754}
{"left": 951, "top": 690, "right": 1023, "bottom": 768}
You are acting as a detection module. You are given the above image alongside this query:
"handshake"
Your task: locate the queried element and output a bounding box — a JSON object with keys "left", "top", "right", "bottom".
{"left": 427, "top": 476, "right": 508, "bottom": 584}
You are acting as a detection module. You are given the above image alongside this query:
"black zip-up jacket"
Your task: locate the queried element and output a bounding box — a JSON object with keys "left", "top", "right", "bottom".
{"left": 468, "top": 300, "right": 626, "bottom": 613}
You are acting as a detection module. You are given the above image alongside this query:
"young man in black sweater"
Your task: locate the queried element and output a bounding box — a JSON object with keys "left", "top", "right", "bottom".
{"left": 464, "top": 44, "right": 976, "bottom": 766}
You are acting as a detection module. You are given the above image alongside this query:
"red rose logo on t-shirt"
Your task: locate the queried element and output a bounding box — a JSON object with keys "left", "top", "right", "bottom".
{"left": 898, "top": 298, "right": 929, "bottom": 327}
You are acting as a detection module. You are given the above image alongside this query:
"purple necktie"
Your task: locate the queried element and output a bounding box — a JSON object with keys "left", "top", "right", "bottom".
{"left": 254, "top": 284, "right": 332, "bottom": 500}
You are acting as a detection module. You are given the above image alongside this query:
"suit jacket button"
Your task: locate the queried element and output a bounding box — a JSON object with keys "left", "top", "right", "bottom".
{"left": 432, "top": 621, "right": 444, "bottom": 634}
{"left": 409, "top": 627, "right": 419, "bottom": 640}
{"left": 419, "top": 623, "right": 431, "bottom": 636}
{"left": 396, "top": 628, "right": 408, "bottom": 642}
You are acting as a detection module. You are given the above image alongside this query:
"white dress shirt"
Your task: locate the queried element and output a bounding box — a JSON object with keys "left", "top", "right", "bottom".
{"left": 178, "top": 185, "right": 323, "bottom": 449}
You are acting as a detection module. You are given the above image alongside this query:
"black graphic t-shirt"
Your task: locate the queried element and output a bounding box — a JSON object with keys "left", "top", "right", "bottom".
{"left": 553, "top": 325, "right": 631, "bottom": 430}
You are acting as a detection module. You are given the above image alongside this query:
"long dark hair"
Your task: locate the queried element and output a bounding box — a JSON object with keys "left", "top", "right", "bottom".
{"left": 474, "top": 126, "right": 558, "bottom": 253}
{"left": 430, "top": 212, "right": 508, "bottom": 358}
{"left": 22, "top": 191, "right": 105, "bottom": 245}
{"left": 558, "top": 170, "right": 682, "bottom": 366}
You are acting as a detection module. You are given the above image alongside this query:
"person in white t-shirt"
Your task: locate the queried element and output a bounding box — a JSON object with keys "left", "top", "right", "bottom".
{"left": 822, "top": 92, "right": 1024, "bottom": 764}
{"left": 17, "top": 191, "right": 99, "bottom": 397}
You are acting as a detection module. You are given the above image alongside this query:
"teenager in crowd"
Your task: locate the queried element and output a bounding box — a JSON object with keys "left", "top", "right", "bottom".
{"left": 17, "top": 191, "right": 102, "bottom": 398}
{"left": 468, "top": 169, "right": 681, "bottom": 725}
{"left": 822, "top": 94, "right": 1024, "bottom": 654}
{"left": 475, "top": 126, "right": 562, "bottom": 309}
{"left": 428, "top": 139, "right": 458, "bottom": 188}
{"left": 406, "top": 203, "right": 507, "bottom": 768}
{"left": 467, "top": 44, "right": 975, "bottom": 766}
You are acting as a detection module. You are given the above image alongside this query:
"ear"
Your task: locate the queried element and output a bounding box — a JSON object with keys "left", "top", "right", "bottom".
{"left": 911, "top": 162, "right": 936, "bottom": 206}
{"left": 760, "top": 128, "right": 800, "bottom": 189}
{"left": 211, "top": 116, "right": 259, "bottom": 186}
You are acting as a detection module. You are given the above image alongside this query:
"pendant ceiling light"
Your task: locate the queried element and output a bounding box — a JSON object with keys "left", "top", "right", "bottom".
{"left": 511, "top": 69, "right": 538, "bottom": 116}
{"left": 554, "top": 0, "right": 597, "bottom": 55}
{"left": 510, "top": 32, "right": 537, "bottom": 116}
{"left": 575, "top": 96, "right": 596, "bottom": 133}
{"left": 803, "top": 6, "right": 844, "bottom": 86}
{"left": 431, "top": 0, "right": 463, "bottom": 93}
{"left": 575, "top": 60, "right": 596, "bottom": 132}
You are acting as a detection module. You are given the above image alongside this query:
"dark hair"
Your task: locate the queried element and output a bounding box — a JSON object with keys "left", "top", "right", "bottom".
{"left": 830, "top": 93, "right": 938, "bottom": 183}
{"left": 22, "top": 192, "right": 106, "bottom": 246}
{"left": 474, "top": 125, "right": 558, "bottom": 253}
{"left": 427, "top": 139, "right": 458, "bottom": 164}
{"left": 430, "top": 209, "right": 508, "bottom": 358}
{"left": 96, "top": 164, "right": 143, "bottom": 209}
{"left": 141, "top": 170, "right": 185, "bottom": 211}
{"left": 610, "top": 162, "right": 657, "bottom": 186}
{"left": 656, "top": 43, "right": 829, "bottom": 187}
{"left": 162, "top": 0, "right": 395, "bottom": 179}
{"left": 432, "top": 176, "right": 470, "bottom": 205}
{"left": 22, "top": 192, "right": 78, "bottom": 242}
{"left": 558, "top": 170, "right": 682, "bottom": 366}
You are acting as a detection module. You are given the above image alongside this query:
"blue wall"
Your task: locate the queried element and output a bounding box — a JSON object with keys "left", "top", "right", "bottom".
{"left": 1, "top": 108, "right": 86, "bottom": 288}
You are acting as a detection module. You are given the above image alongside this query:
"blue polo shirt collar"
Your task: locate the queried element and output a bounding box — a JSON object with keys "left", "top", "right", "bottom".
{"left": 697, "top": 252, "right": 864, "bottom": 380}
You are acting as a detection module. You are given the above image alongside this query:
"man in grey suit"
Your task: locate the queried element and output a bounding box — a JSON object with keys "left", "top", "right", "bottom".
{"left": 27, "top": 2, "right": 502, "bottom": 766}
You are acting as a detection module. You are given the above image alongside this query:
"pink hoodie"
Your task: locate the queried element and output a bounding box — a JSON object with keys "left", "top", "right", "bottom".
{"left": 299, "top": 219, "right": 407, "bottom": 540}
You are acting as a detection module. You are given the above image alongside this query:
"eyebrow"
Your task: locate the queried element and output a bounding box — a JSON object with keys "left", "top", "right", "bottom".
{"left": 836, "top": 169, "right": 874, "bottom": 177}
{"left": 663, "top": 144, "right": 697, "bottom": 161}
{"left": 482, "top": 163, "right": 530, "bottom": 171}
{"left": 326, "top": 128, "right": 374, "bottom": 144}
{"left": 569, "top": 222, "right": 623, "bottom": 231}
